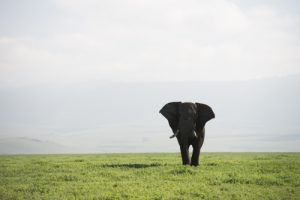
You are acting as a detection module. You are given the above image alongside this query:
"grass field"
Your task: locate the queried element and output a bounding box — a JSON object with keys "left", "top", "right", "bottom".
{"left": 0, "top": 153, "right": 299, "bottom": 200}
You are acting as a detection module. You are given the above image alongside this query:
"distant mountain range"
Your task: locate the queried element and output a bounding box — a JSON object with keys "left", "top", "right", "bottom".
{"left": 0, "top": 137, "right": 71, "bottom": 154}
{"left": 0, "top": 75, "right": 299, "bottom": 154}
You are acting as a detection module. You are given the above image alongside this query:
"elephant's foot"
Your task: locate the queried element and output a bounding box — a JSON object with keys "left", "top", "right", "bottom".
{"left": 190, "top": 162, "right": 199, "bottom": 166}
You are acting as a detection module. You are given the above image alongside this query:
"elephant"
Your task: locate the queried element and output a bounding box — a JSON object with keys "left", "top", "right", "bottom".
{"left": 159, "top": 102, "right": 215, "bottom": 166}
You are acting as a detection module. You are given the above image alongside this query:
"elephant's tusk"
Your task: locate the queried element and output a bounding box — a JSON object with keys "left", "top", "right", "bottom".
{"left": 169, "top": 130, "right": 179, "bottom": 139}
{"left": 193, "top": 131, "right": 198, "bottom": 138}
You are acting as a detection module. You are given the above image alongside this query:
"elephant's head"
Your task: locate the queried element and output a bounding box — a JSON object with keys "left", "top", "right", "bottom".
{"left": 159, "top": 102, "right": 215, "bottom": 139}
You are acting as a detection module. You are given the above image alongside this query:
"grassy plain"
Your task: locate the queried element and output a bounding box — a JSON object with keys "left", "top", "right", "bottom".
{"left": 0, "top": 153, "right": 299, "bottom": 200}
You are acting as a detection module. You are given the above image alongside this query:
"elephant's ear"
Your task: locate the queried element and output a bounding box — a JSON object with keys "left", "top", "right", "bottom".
{"left": 159, "top": 102, "right": 181, "bottom": 132}
{"left": 195, "top": 103, "right": 215, "bottom": 130}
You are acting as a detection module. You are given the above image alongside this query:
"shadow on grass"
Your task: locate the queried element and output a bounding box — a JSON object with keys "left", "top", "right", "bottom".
{"left": 102, "top": 163, "right": 161, "bottom": 169}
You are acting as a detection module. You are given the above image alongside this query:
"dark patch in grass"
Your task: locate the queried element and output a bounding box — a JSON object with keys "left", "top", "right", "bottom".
{"left": 206, "top": 162, "right": 219, "bottom": 166}
{"left": 74, "top": 159, "right": 85, "bottom": 162}
{"left": 102, "top": 163, "right": 161, "bottom": 169}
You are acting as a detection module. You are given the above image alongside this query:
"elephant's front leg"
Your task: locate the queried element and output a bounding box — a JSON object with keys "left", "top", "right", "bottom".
{"left": 191, "top": 143, "right": 201, "bottom": 166}
{"left": 191, "top": 128, "right": 205, "bottom": 166}
{"left": 179, "top": 144, "right": 190, "bottom": 165}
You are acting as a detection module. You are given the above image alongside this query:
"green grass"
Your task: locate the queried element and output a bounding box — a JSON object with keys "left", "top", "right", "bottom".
{"left": 0, "top": 153, "right": 299, "bottom": 200}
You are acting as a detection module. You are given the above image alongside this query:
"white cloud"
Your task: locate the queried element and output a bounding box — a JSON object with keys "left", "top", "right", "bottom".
{"left": 0, "top": 0, "right": 299, "bottom": 87}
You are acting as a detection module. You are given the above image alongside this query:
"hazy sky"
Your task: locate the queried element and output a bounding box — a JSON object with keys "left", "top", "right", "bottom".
{"left": 0, "top": 0, "right": 300, "bottom": 153}
{"left": 0, "top": 0, "right": 300, "bottom": 88}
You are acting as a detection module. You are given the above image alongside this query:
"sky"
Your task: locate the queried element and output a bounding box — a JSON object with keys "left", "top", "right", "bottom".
{"left": 0, "top": 0, "right": 300, "bottom": 153}
{"left": 0, "top": 0, "right": 300, "bottom": 87}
